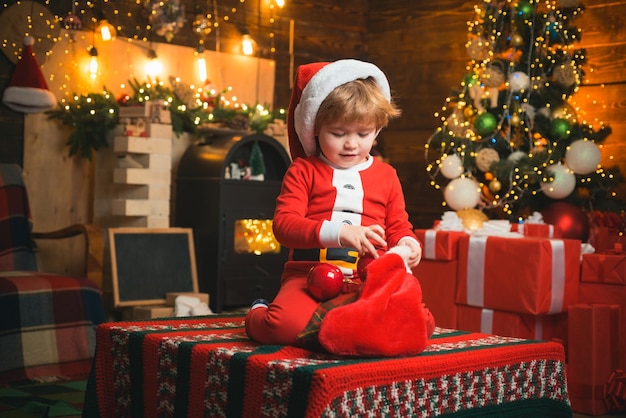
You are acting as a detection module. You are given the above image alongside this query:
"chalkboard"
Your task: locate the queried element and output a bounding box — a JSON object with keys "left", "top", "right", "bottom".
{"left": 109, "top": 228, "right": 198, "bottom": 307}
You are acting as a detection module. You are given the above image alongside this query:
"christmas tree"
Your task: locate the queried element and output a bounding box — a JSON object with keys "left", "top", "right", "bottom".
{"left": 425, "top": 0, "right": 625, "bottom": 222}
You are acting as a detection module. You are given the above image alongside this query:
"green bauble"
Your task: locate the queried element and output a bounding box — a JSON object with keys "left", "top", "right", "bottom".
{"left": 550, "top": 118, "right": 571, "bottom": 140}
{"left": 463, "top": 73, "right": 478, "bottom": 87}
{"left": 474, "top": 112, "right": 498, "bottom": 136}
{"left": 515, "top": 1, "right": 534, "bottom": 19}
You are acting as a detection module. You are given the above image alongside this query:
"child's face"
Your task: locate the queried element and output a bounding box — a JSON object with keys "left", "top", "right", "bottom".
{"left": 317, "top": 119, "right": 378, "bottom": 168}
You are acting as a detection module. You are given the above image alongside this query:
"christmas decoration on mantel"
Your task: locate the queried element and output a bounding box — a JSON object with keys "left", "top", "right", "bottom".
{"left": 425, "top": 0, "right": 626, "bottom": 226}
{"left": 46, "top": 77, "right": 284, "bottom": 159}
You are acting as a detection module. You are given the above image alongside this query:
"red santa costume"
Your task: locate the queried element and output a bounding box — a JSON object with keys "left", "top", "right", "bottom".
{"left": 244, "top": 59, "right": 423, "bottom": 347}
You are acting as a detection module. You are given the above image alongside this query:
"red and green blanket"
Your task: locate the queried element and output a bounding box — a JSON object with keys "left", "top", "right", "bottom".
{"left": 85, "top": 314, "right": 571, "bottom": 417}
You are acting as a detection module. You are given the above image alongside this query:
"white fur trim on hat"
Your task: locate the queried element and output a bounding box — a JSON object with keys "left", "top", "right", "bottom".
{"left": 293, "top": 59, "right": 391, "bottom": 157}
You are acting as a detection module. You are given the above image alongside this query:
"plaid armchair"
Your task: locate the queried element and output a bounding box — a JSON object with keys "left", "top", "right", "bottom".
{"left": 0, "top": 164, "right": 106, "bottom": 384}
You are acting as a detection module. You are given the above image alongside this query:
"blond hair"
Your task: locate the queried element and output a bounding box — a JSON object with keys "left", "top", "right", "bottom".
{"left": 314, "top": 77, "right": 401, "bottom": 134}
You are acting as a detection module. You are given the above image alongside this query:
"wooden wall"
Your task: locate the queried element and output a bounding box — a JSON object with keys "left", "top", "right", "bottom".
{"left": 1, "top": 0, "right": 625, "bottom": 269}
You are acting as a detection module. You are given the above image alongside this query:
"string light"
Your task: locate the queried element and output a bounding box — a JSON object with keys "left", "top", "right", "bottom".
{"left": 195, "top": 43, "right": 207, "bottom": 82}
{"left": 96, "top": 19, "right": 116, "bottom": 42}
{"left": 88, "top": 46, "right": 98, "bottom": 79}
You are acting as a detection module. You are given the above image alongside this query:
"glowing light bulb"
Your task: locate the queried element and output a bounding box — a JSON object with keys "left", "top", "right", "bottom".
{"left": 96, "top": 20, "right": 116, "bottom": 42}
{"left": 145, "top": 49, "right": 163, "bottom": 79}
{"left": 88, "top": 46, "right": 98, "bottom": 79}
{"left": 195, "top": 47, "right": 207, "bottom": 82}
{"left": 241, "top": 34, "right": 255, "bottom": 56}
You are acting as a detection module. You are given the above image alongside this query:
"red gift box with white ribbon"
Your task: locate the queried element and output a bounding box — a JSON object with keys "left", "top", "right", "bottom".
{"left": 456, "top": 235, "right": 581, "bottom": 315}
{"left": 455, "top": 304, "right": 568, "bottom": 342}
{"left": 510, "top": 223, "right": 562, "bottom": 238}
{"left": 414, "top": 229, "right": 466, "bottom": 261}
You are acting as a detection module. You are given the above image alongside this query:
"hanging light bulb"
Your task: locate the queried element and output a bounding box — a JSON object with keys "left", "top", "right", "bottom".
{"left": 241, "top": 31, "right": 256, "bottom": 56}
{"left": 195, "top": 44, "right": 207, "bottom": 83}
{"left": 274, "top": 0, "right": 285, "bottom": 8}
{"left": 145, "top": 48, "right": 163, "bottom": 79}
{"left": 96, "top": 19, "right": 116, "bottom": 42}
{"left": 88, "top": 46, "right": 99, "bottom": 79}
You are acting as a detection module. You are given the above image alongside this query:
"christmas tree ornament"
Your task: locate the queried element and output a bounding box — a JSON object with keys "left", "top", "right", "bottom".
{"left": 489, "top": 178, "right": 502, "bottom": 192}
{"left": 475, "top": 147, "right": 500, "bottom": 172}
{"left": 440, "top": 153, "right": 464, "bottom": 179}
{"left": 307, "top": 263, "right": 345, "bottom": 301}
{"left": 510, "top": 113, "right": 521, "bottom": 126}
{"left": 515, "top": 0, "right": 535, "bottom": 19}
{"left": 444, "top": 177, "right": 481, "bottom": 210}
{"left": 552, "top": 60, "right": 578, "bottom": 88}
{"left": 565, "top": 139, "right": 601, "bottom": 174}
{"left": 508, "top": 150, "right": 527, "bottom": 163}
{"left": 483, "top": 62, "right": 506, "bottom": 88}
{"left": 445, "top": 111, "right": 466, "bottom": 136}
{"left": 356, "top": 249, "right": 384, "bottom": 280}
{"left": 466, "top": 36, "right": 490, "bottom": 61}
{"left": 541, "top": 201, "right": 589, "bottom": 241}
{"left": 463, "top": 106, "right": 475, "bottom": 119}
{"left": 550, "top": 118, "right": 571, "bottom": 140}
{"left": 508, "top": 71, "right": 531, "bottom": 91}
{"left": 474, "top": 112, "right": 498, "bottom": 136}
{"left": 540, "top": 164, "right": 576, "bottom": 199}
{"left": 510, "top": 33, "right": 525, "bottom": 47}
{"left": 456, "top": 208, "right": 488, "bottom": 231}
{"left": 2, "top": 36, "right": 56, "bottom": 113}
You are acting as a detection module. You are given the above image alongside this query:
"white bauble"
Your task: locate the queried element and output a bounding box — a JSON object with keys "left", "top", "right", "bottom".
{"left": 508, "top": 71, "right": 531, "bottom": 91}
{"left": 440, "top": 153, "right": 464, "bottom": 179}
{"left": 540, "top": 164, "right": 576, "bottom": 199}
{"left": 508, "top": 150, "right": 527, "bottom": 163}
{"left": 444, "top": 177, "right": 481, "bottom": 210}
{"left": 565, "top": 139, "right": 601, "bottom": 175}
{"left": 475, "top": 148, "right": 500, "bottom": 172}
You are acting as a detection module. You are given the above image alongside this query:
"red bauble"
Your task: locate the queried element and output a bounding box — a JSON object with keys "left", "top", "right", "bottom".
{"left": 307, "top": 263, "right": 344, "bottom": 301}
{"left": 356, "top": 250, "right": 384, "bottom": 280}
{"left": 541, "top": 201, "right": 590, "bottom": 242}
{"left": 356, "top": 255, "right": 375, "bottom": 280}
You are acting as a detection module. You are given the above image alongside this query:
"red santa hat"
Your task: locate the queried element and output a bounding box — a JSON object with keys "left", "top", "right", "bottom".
{"left": 287, "top": 59, "right": 391, "bottom": 160}
{"left": 2, "top": 36, "right": 57, "bottom": 113}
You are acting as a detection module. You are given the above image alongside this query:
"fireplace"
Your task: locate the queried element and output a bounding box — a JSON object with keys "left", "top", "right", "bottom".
{"left": 175, "top": 131, "right": 291, "bottom": 312}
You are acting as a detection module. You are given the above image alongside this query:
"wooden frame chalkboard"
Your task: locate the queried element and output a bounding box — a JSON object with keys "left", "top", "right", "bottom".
{"left": 109, "top": 227, "right": 198, "bottom": 307}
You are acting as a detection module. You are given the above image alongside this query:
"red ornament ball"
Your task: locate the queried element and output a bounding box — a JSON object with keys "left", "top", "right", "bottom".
{"left": 356, "top": 249, "right": 385, "bottom": 280}
{"left": 541, "top": 202, "right": 589, "bottom": 242}
{"left": 307, "top": 263, "right": 344, "bottom": 301}
{"left": 356, "top": 254, "right": 375, "bottom": 281}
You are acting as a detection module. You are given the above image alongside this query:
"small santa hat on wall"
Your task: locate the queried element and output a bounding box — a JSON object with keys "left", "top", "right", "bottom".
{"left": 2, "top": 36, "right": 56, "bottom": 113}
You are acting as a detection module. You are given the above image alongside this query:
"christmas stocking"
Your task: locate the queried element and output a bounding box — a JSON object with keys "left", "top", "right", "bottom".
{"left": 318, "top": 246, "right": 435, "bottom": 357}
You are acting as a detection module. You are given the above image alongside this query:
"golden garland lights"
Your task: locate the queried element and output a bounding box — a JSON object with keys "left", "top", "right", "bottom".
{"left": 425, "top": 0, "right": 623, "bottom": 220}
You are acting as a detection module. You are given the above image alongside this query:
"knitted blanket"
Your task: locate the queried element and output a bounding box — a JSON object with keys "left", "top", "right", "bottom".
{"left": 85, "top": 314, "right": 571, "bottom": 417}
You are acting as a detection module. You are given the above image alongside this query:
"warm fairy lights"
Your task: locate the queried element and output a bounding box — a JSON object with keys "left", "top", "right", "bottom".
{"left": 234, "top": 219, "right": 280, "bottom": 255}
{"left": 425, "top": 0, "right": 622, "bottom": 218}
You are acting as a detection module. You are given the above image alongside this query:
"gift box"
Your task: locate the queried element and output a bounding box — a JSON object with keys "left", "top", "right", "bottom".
{"left": 412, "top": 260, "right": 458, "bottom": 329}
{"left": 578, "top": 283, "right": 626, "bottom": 370}
{"left": 456, "top": 235, "right": 580, "bottom": 315}
{"left": 455, "top": 304, "right": 568, "bottom": 343}
{"left": 414, "top": 229, "right": 466, "bottom": 261}
{"left": 581, "top": 253, "right": 626, "bottom": 285}
{"left": 568, "top": 304, "right": 622, "bottom": 416}
{"left": 588, "top": 226, "right": 623, "bottom": 254}
{"left": 511, "top": 223, "right": 561, "bottom": 238}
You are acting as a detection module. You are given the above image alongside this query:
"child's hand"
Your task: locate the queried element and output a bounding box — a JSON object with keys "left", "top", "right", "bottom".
{"left": 397, "top": 238, "right": 422, "bottom": 267}
{"left": 340, "top": 224, "right": 386, "bottom": 258}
